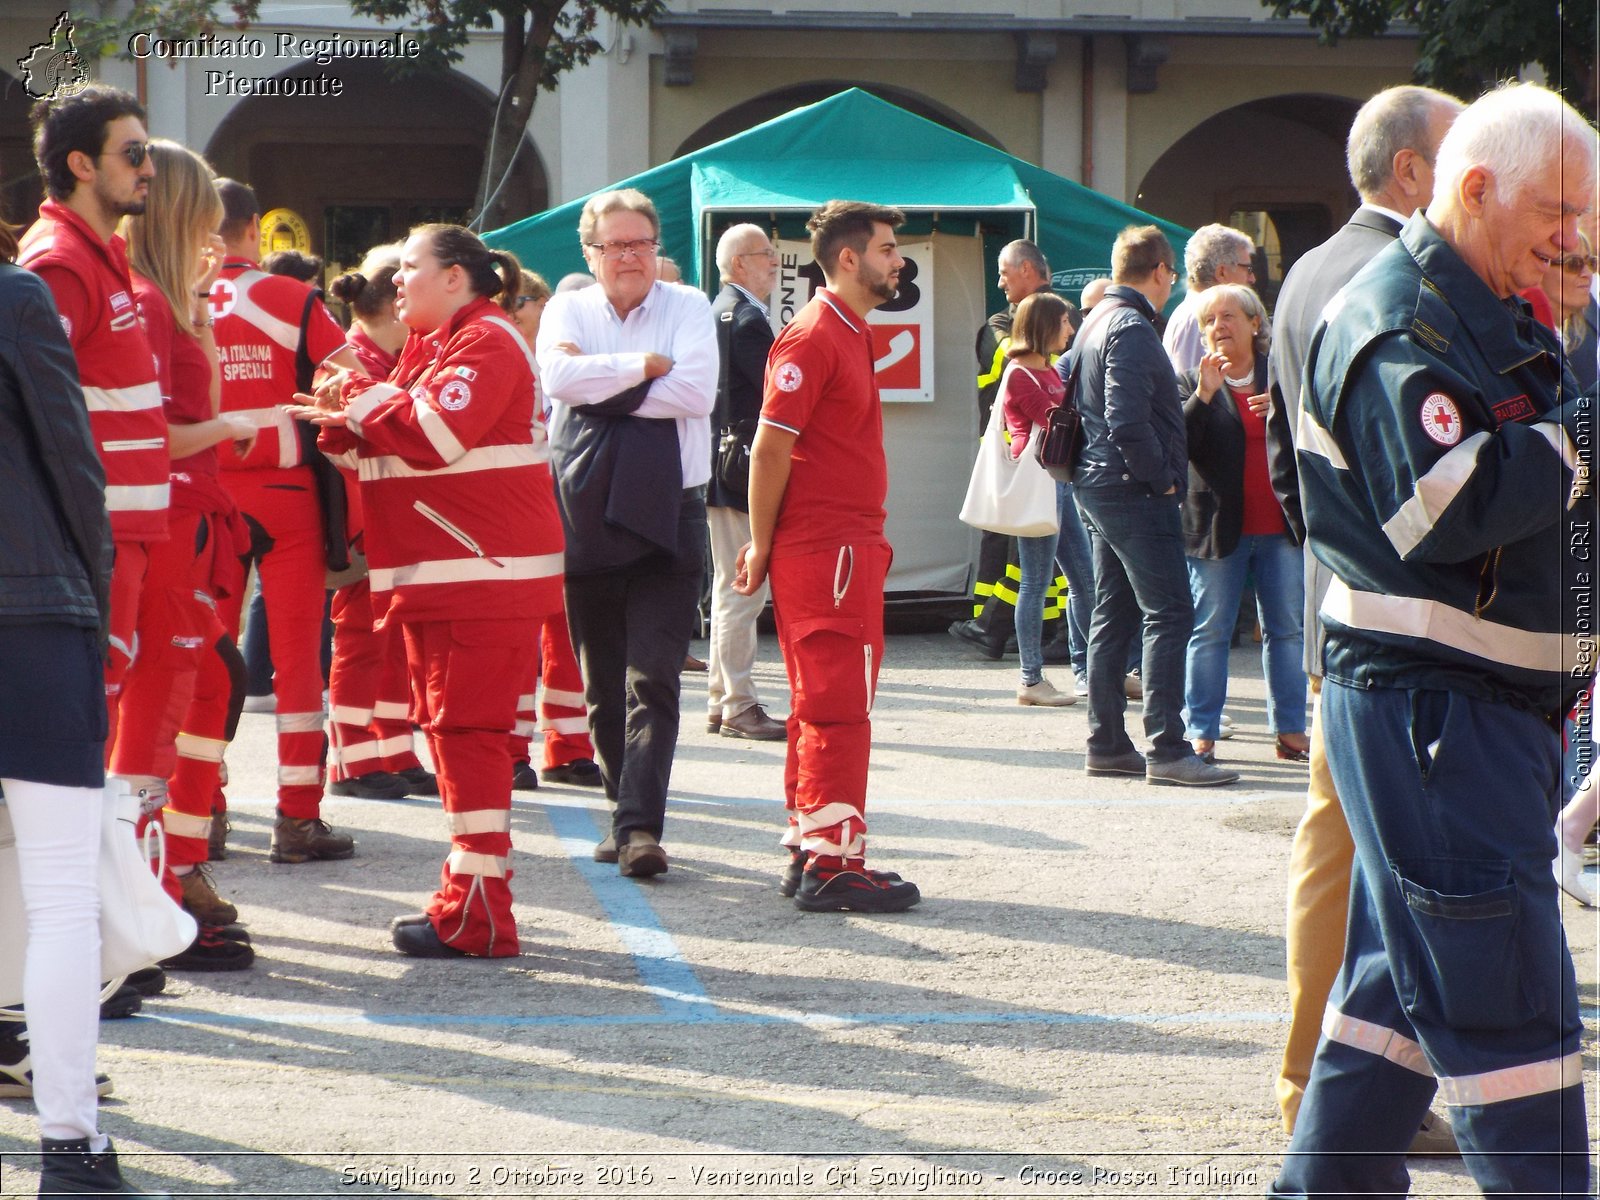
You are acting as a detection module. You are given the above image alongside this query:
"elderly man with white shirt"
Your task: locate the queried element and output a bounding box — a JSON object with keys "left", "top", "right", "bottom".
{"left": 538, "top": 188, "right": 718, "bottom": 878}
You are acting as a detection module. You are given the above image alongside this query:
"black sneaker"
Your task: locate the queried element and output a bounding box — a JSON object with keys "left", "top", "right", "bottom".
{"left": 542, "top": 758, "right": 602, "bottom": 787}
{"left": 98, "top": 983, "right": 141, "bottom": 1020}
{"left": 794, "top": 868, "right": 921, "bottom": 913}
{"left": 161, "top": 926, "right": 255, "bottom": 972}
{"left": 396, "top": 766, "right": 439, "bottom": 797}
{"left": 511, "top": 761, "right": 540, "bottom": 791}
{"left": 328, "top": 771, "right": 410, "bottom": 800}
{"left": 125, "top": 967, "right": 166, "bottom": 997}
{"left": 0, "top": 1029, "right": 112, "bottom": 1099}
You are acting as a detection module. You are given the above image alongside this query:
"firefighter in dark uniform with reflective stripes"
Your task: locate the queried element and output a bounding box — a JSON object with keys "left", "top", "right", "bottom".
{"left": 1274, "top": 82, "right": 1595, "bottom": 1198}
{"left": 950, "top": 240, "right": 1067, "bottom": 655}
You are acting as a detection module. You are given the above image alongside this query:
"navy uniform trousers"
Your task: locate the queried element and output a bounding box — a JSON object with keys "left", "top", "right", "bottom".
{"left": 1273, "top": 679, "right": 1588, "bottom": 1197}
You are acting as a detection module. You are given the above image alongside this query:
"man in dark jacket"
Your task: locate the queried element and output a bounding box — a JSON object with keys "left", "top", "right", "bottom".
{"left": 1271, "top": 83, "right": 1594, "bottom": 1198}
{"left": 1071, "top": 225, "right": 1236, "bottom": 787}
{"left": 705, "top": 224, "right": 785, "bottom": 741}
{"left": 1264, "top": 83, "right": 1462, "bottom": 1152}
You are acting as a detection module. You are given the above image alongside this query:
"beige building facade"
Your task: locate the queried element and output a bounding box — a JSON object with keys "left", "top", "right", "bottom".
{"left": 2, "top": 0, "right": 1422, "bottom": 288}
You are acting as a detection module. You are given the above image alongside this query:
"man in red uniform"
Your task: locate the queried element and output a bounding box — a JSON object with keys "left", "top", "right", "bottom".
{"left": 209, "top": 179, "right": 361, "bottom": 865}
{"left": 19, "top": 86, "right": 165, "bottom": 763}
{"left": 736, "top": 201, "right": 920, "bottom": 913}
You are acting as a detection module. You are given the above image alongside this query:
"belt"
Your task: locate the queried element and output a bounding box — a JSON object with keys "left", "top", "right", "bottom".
{"left": 683, "top": 485, "right": 707, "bottom": 500}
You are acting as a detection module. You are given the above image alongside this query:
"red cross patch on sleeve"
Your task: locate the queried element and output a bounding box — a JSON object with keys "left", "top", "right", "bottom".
{"left": 1419, "top": 392, "right": 1463, "bottom": 447}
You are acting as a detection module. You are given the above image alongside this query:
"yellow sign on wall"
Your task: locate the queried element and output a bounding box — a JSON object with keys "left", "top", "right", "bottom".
{"left": 260, "top": 208, "right": 312, "bottom": 254}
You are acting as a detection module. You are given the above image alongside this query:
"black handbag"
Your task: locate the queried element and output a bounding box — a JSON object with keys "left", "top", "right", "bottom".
{"left": 1035, "top": 300, "right": 1128, "bottom": 483}
{"left": 716, "top": 419, "right": 757, "bottom": 496}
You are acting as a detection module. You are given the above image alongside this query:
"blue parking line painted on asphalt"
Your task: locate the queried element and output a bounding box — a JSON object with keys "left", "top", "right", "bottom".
{"left": 543, "top": 803, "right": 719, "bottom": 1020}
{"left": 132, "top": 1005, "right": 1600, "bottom": 1031}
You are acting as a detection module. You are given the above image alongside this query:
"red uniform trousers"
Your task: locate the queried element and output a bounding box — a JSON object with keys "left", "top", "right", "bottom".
{"left": 104, "top": 539, "right": 157, "bottom": 758}
{"left": 770, "top": 541, "right": 889, "bottom": 869}
{"left": 328, "top": 578, "right": 422, "bottom": 781}
{"left": 217, "top": 469, "right": 328, "bottom": 819}
{"left": 111, "top": 518, "right": 232, "bottom": 902}
{"left": 510, "top": 610, "right": 594, "bottom": 769}
{"left": 404, "top": 617, "right": 536, "bottom": 958}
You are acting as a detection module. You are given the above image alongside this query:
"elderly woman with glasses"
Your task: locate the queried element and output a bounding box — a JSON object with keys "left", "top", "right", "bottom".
{"left": 1178, "top": 284, "right": 1308, "bottom": 765}
{"left": 1523, "top": 232, "right": 1598, "bottom": 394}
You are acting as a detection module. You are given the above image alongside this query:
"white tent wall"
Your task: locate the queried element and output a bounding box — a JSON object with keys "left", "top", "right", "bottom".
{"left": 880, "top": 228, "right": 984, "bottom": 597}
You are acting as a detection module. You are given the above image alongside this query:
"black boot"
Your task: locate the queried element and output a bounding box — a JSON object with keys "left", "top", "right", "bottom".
{"left": 38, "top": 1137, "right": 168, "bottom": 1197}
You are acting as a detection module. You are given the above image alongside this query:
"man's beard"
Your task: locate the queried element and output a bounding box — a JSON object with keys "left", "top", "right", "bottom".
{"left": 860, "top": 264, "right": 897, "bottom": 303}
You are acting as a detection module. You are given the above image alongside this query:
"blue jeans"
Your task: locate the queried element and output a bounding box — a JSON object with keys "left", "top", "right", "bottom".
{"left": 1054, "top": 482, "right": 1095, "bottom": 678}
{"left": 1074, "top": 483, "right": 1194, "bottom": 763}
{"left": 1014, "top": 485, "right": 1072, "bottom": 685}
{"left": 1184, "top": 533, "right": 1307, "bottom": 741}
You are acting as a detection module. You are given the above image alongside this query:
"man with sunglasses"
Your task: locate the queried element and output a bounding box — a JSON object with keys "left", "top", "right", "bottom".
{"left": 539, "top": 189, "right": 717, "bottom": 878}
{"left": 21, "top": 85, "right": 166, "bottom": 771}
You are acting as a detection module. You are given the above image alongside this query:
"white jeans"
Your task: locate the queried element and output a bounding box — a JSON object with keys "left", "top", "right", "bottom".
{"left": 706, "top": 504, "right": 770, "bottom": 720}
{"left": 2, "top": 779, "right": 102, "bottom": 1143}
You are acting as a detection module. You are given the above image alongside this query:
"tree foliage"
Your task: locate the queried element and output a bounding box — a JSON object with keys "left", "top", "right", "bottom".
{"left": 1265, "top": 0, "right": 1597, "bottom": 118}
{"left": 76, "top": 0, "right": 667, "bottom": 227}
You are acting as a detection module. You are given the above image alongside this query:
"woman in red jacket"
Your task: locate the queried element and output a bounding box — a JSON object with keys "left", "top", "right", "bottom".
{"left": 293, "top": 225, "right": 563, "bottom": 958}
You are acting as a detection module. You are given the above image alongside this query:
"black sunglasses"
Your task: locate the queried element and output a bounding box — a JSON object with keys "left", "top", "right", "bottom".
{"left": 101, "top": 141, "right": 148, "bottom": 169}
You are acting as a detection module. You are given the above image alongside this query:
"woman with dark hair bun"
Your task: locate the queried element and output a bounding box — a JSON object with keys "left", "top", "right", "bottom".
{"left": 290, "top": 223, "right": 563, "bottom": 959}
{"left": 320, "top": 242, "right": 439, "bottom": 803}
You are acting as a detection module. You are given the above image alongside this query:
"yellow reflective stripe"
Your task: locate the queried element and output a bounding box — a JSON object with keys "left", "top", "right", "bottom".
{"left": 1436, "top": 1052, "right": 1584, "bottom": 1107}
{"left": 976, "top": 336, "right": 1010, "bottom": 390}
{"left": 993, "top": 583, "right": 1019, "bottom": 605}
{"left": 1321, "top": 1006, "right": 1432, "bottom": 1076}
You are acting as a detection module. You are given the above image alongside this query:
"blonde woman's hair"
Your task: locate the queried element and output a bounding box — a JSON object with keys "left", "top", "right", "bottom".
{"left": 1559, "top": 230, "right": 1594, "bottom": 345}
{"left": 122, "top": 139, "right": 221, "bottom": 337}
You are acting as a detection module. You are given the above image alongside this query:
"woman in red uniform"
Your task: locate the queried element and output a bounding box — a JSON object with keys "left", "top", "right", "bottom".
{"left": 118, "top": 139, "right": 257, "bottom": 968}
{"left": 322, "top": 244, "right": 437, "bottom": 801}
{"left": 292, "top": 225, "right": 563, "bottom": 958}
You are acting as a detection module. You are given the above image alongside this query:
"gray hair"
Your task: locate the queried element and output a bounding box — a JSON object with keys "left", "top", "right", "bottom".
{"left": 999, "top": 239, "right": 1051, "bottom": 280}
{"left": 554, "top": 272, "right": 596, "bottom": 294}
{"left": 1347, "top": 86, "right": 1461, "bottom": 198}
{"left": 1183, "top": 224, "right": 1253, "bottom": 289}
{"left": 577, "top": 188, "right": 659, "bottom": 245}
{"left": 1195, "top": 283, "right": 1271, "bottom": 359}
{"left": 716, "top": 222, "right": 767, "bottom": 283}
{"left": 1433, "top": 81, "right": 1598, "bottom": 207}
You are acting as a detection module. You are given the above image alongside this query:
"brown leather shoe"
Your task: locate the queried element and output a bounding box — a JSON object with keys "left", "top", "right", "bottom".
{"left": 617, "top": 831, "right": 668, "bottom": 877}
{"left": 179, "top": 864, "right": 237, "bottom": 926}
{"left": 720, "top": 704, "right": 786, "bottom": 741}
{"left": 270, "top": 817, "right": 356, "bottom": 864}
{"left": 682, "top": 654, "right": 708, "bottom": 672}
{"left": 593, "top": 832, "right": 619, "bottom": 863}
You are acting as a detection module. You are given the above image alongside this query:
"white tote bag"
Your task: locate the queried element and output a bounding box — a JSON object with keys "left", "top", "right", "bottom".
{"left": 0, "top": 780, "right": 198, "bottom": 1007}
{"left": 959, "top": 365, "right": 1060, "bottom": 537}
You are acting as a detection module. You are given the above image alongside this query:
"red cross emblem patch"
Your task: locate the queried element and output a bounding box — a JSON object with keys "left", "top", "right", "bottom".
{"left": 1419, "top": 392, "right": 1462, "bottom": 447}
{"left": 208, "top": 279, "right": 237, "bottom": 320}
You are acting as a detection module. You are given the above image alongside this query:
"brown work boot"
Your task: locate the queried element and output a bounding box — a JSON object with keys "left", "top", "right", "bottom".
{"left": 207, "top": 811, "right": 230, "bottom": 862}
{"left": 178, "top": 864, "right": 238, "bottom": 926}
{"left": 270, "top": 816, "right": 356, "bottom": 864}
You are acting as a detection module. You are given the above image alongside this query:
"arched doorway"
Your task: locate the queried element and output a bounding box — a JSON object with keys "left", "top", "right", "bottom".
{"left": 204, "top": 60, "right": 547, "bottom": 282}
{"left": 1137, "top": 94, "right": 1360, "bottom": 303}
{"left": 674, "top": 82, "right": 1002, "bottom": 158}
{"left": 0, "top": 71, "right": 44, "bottom": 226}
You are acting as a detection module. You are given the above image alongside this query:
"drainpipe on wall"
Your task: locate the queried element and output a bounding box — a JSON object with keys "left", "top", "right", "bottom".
{"left": 1080, "top": 36, "right": 1094, "bottom": 189}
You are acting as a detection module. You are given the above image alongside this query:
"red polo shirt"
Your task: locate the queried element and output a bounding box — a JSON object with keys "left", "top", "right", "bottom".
{"left": 761, "top": 289, "right": 888, "bottom": 554}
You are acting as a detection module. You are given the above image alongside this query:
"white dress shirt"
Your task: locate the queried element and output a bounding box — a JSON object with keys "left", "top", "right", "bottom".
{"left": 537, "top": 280, "right": 718, "bottom": 486}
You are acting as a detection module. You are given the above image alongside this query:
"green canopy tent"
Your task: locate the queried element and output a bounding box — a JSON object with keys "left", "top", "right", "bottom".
{"left": 486, "top": 88, "right": 1191, "bottom": 599}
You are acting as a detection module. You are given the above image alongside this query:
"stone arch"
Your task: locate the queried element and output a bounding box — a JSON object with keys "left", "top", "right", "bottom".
{"left": 203, "top": 59, "right": 548, "bottom": 277}
{"left": 674, "top": 82, "right": 1002, "bottom": 159}
{"left": 1136, "top": 93, "right": 1362, "bottom": 295}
